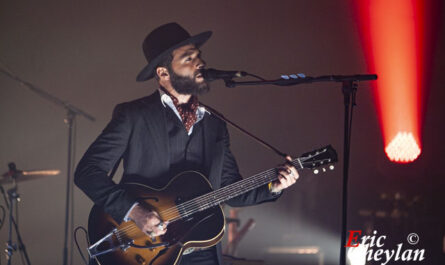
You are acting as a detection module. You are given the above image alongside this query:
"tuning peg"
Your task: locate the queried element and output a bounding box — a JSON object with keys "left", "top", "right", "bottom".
{"left": 313, "top": 169, "right": 319, "bottom": 174}
{"left": 329, "top": 165, "right": 335, "bottom": 170}
{"left": 322, "top": 168, "right": 326, "bottom": 172}
{"left": 281, "top": 73, "right": 306, "bottom": 80}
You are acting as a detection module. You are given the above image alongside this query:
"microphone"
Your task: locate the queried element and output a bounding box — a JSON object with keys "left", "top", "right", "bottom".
{"left": 202, "top": 68, "right": 247, "bottom": 81}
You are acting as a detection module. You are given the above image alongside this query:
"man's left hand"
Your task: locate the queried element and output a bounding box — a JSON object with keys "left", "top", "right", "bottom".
{"left": 270, "top": 156, "right": 299, "bottom": 194}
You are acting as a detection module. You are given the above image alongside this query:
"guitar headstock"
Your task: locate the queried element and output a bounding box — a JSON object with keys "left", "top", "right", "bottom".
{"left": 297, "top": 145, "right": 338, "bottom": 174}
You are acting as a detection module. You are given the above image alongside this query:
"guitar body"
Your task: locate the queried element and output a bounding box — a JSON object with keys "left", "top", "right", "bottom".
{"left": 88, "top": 171, "right": 225, "bottom": 265}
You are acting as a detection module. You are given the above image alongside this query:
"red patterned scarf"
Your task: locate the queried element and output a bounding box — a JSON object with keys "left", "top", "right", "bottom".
{"left": 169, "top": 94, "right": 199, "bottom": 132}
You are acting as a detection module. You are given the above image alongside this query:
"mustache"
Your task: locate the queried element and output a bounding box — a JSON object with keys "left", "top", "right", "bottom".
{"left": 194, "top": 70, "right": 204, "bottom": 78}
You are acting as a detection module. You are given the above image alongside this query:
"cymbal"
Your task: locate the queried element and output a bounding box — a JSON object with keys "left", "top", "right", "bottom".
{"left": 1, "top": 169, "right": 60, "bottom": 185}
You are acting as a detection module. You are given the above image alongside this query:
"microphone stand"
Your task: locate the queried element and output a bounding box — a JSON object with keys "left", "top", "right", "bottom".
{"left": 224, "top": 74, "right": 377, "bottom": 87}
{"left": 0, "top": 64, "right": 95, "bottom": 265}
{"left": 224, "top": 73, "right": 377, "bottom": 265}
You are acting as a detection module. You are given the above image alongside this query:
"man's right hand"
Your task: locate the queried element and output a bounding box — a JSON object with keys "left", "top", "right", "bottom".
{"left": 127, "top": 204, "right": 168, "bottom": 237}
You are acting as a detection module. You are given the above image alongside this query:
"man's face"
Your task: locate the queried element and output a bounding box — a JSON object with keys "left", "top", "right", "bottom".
{"left": 168, "top": 44, "right": 209, "bottom": 96}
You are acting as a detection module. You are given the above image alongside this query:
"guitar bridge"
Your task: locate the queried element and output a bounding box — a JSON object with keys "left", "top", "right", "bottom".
{"left": 88, "top": 228, "right": 133, "bottom": 258}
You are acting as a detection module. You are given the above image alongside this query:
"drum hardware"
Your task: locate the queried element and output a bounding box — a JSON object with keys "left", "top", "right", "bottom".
{"left": 1, "top": 162, "right": 60, "bottom": 265}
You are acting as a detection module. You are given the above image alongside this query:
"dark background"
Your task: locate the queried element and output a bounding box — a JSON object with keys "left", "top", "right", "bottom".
{"left": 0, "top": 1, "right": 444, "bottom": 264}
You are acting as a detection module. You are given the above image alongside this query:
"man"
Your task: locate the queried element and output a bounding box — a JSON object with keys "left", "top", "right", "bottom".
{"left": 75, "top": 22, "right": 298, "bottom": 265}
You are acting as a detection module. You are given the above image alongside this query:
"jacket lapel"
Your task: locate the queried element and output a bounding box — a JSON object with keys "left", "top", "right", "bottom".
{"left": 140, "top": 91, "right": 170, "bottom": 170}
{"left": 202, "top": 113, "right": 222, "bottom": 188}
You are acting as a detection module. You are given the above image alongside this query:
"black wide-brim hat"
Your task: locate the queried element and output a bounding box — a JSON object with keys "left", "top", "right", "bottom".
{"left": 136, "top": 22, "right": 212, "bottom": 82}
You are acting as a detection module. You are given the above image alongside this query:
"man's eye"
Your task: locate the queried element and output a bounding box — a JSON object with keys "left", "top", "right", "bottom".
{"left": 185, "top": 57, "right": 192, "bottom": 62}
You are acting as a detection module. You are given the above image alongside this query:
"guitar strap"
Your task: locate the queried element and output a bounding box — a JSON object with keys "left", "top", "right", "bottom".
{"left": 199, "top": 102, "right": 289, "bottom": 159}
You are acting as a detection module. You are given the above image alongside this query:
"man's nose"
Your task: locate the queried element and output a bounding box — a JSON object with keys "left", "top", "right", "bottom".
{"left": 196, "top": 58, "right": 206, "bottom": 69}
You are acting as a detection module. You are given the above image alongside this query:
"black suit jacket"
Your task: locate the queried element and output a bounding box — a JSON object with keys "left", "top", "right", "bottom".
{"left": 75, "top": 91, "right": 279, "bottom": 222}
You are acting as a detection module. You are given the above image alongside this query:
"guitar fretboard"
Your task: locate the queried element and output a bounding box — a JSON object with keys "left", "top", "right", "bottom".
{"left": 171, "top": 158, "right": 303, "bottom": 221}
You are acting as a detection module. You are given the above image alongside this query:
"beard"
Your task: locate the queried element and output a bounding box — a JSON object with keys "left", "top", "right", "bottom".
{"left": 169, "top": 68, "right": 210, "bottom": 96}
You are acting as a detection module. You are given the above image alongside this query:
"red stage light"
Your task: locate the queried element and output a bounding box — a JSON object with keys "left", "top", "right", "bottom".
{"left": 355, "top": 0, "right": 425, "bottom": 163}
{"left": 385, "top": 132, "right": 421, "bottom": 163}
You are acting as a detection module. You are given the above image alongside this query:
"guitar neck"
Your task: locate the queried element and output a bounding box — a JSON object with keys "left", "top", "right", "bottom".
{"left": 175, "top": 158, "right": 304, "bottom": 219}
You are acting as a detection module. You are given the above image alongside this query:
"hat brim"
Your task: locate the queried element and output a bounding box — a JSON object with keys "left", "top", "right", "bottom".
{"left": 136, "top": 31, "right": 212, "bottom": 82}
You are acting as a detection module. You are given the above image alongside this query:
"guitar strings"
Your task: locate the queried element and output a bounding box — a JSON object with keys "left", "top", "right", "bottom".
{"left": 156, "top": 169, "right": 272, "bottom": 219}
{"left": 157, "top": 156, "right": 315, "bottom": 223}
{"left": 115, "top": 156, "right": 315, "bottom": 237}
{"left": 156, "top": 157, "right": 307, "bottom": 219}
{"left": 174, "top": 169, "right": 273, "bottom": 215}
{"left": 173, "top": 171, "right": 272, "bottom": 216}
{"left": 162, "top": 159, "right": 295, "bottom": 216}
{"left": 157, "top": 157, "right": 306, "bottom": 220}
{"left": 160, "top": 167, "right": 277, "bottom": 218}
{"left": 160, "top": 157, "right": 308, "bottom": 218}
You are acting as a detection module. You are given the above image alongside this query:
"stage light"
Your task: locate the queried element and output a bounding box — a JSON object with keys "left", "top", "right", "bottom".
{"left": 385, "top": 132, "right": 421, "bottom": 162}
{"left": 355, "top": 0, "right": 425, "bottom": 163}
{"left": 347, "top": 244, "right": 368, "bottom": 265}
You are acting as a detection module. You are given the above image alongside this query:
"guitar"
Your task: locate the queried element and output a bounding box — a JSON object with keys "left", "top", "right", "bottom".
{"left": 87, "top": 145, "right": 337, "bottom": 265}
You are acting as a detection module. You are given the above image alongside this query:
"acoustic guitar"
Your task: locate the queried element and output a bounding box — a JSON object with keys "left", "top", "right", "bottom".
{"left": 87, "top": 145, "right": 337, "bottom": 265}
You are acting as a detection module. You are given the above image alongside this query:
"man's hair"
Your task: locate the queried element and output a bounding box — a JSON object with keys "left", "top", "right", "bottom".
{"left": 154, "top": 53, "right": 173, "bottom": 81}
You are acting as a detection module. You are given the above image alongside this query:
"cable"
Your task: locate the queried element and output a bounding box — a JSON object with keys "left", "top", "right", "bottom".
{"left": 245, "top": 73, "right": 266, "bottom": 81}
{"left": 74, "top": 226, "right": 90, "bottom": 265}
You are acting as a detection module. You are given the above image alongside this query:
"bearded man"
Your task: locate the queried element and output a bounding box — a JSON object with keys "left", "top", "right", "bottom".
{"left": 75, "top": 22, "right": 298, "bottom": 265}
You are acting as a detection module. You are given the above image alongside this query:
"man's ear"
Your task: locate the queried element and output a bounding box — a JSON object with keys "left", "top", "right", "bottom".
{"left": 156, "top": 67, "right": 170, "bottom": 81}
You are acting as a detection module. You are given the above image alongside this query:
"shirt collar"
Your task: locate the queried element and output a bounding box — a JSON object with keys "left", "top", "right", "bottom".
{"left": 158, "top": 87, "right": 209, "bottom": 115}
{"left": 158, "top": 87, "right": 171, "bottom": 107}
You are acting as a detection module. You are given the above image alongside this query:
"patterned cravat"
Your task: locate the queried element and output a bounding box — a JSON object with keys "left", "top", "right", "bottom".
{"left": 170, "top": 94, "right": 199, "bottom": 132}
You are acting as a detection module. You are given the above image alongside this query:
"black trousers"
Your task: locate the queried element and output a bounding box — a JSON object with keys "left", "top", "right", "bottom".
{"left": 179, "top": 248, "right": 219, "bottom": 265}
